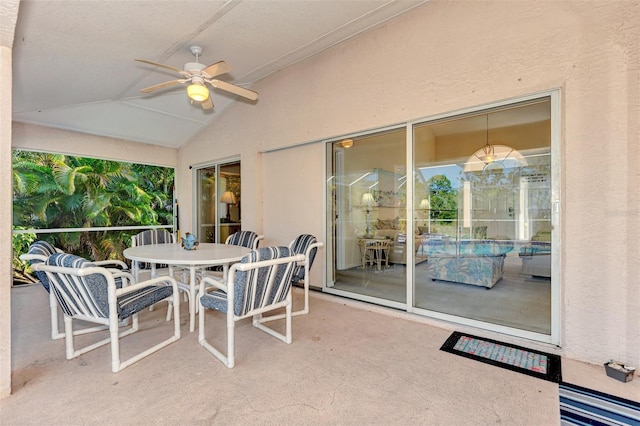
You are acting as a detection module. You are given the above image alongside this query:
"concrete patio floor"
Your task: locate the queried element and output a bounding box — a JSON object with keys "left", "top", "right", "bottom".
{"left": 2, "top": 284, "right": 638, "bottom": 425}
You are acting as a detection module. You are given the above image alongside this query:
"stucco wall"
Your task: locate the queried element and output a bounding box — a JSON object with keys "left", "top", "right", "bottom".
{"left": 12, "top": 122, "right": 178, "bottom": 167}
{"left": 179, "top": 1, "right": 640, "bottom": 367}
{"left": 1, "top": 46, "right": 13, "bottom": 398}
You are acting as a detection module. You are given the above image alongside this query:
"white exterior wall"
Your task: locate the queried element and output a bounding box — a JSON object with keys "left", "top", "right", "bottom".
{"left": 1, "top": 46, "right": 13, "bottom": 398}
{"left": 12, "top": 122, "right": 177, "bottom": 167}
{"left": 1, "top": 0, "right": 19, "bottom": 397}
{"left": 179, "top": 1, "right": 640, "bottom": 367}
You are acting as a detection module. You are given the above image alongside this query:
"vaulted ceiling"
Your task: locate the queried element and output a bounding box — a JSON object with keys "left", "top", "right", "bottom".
{"left": 10, "top": 0, "right": 426, "bottom": 148}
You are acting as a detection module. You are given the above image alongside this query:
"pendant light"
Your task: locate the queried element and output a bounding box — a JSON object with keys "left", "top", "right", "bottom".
{"left": 480, "top": 114, "right": 495, "bottom": 164}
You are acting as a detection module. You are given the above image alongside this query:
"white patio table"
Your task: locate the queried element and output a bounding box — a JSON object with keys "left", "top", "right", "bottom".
{"left": 123, "top": 243, "right": 252, "bottom": 332}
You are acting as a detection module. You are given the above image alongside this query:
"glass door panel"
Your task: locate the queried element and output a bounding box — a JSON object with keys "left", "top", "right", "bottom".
{"left": 219, "top": 162, "right": 241, "bottom": 242}
{"left": 195, "top": 160, "right": 241, "bottom": 244}
{"left": 326, "top": 128, "right": 407, "bottom": 303}
{"left": 413, "top": 99, "right": 552, "bottom": 334}
{"left": 197, "top": 166, "right": 217, "bottom": 243}
{"left": 324, "top": 96, "right": 554, "bottom": 339}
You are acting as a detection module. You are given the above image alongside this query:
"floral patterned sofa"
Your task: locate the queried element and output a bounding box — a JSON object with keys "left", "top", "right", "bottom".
{"left": 424, "top": 239, "right": 514, "bottom": 289}
{"left": 518, "top": 230, "right": 551, "bottom": 278}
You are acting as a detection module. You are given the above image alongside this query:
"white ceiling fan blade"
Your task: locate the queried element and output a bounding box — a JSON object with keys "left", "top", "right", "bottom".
{"left": 201, "top": 61, "right": 233, "bottom": 79}
{"left": 135, "top": 59, "right": 190, "bottom": 77}
{"left": 139, "top": 79, "right": 187, "bottom": 93}
{"left": 209, "top": 80, "right": 258, "bottom": 101}
{"left": 201, "top": 97, "right": 214, "bottom": 110}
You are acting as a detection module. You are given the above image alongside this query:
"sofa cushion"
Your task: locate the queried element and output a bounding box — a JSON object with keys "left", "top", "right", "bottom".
{"left": 532, "top": 230, "right": 551, "bottom": 242}
{"left": 375, "top": 218, "right": 398, "bottom": 230}
{"left": 424, "top": 239, "right": 513, "bottom": 257}
{"left": 374, "top": 230, "right": 398, "bottom": 241}
{"left": 519, "top": 241, "right": 551, "bottom": 256}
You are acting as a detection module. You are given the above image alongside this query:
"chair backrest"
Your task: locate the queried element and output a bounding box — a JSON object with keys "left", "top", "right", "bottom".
{"left": 226, "top": 231, "right": 261, "bottom": 250}
{"left": 232, "top": 247, "right": 298, "bottom": 317}
{"left": 131, "top": 229, "right": 173, "bottom": 247}
{"left": 131, "top": 229, "right": 173, "bottom": 270}
{"left": 23, "top": 241, "right": 59, "bottom": 292}
{"left": 289, "top": 234, "right": 318, "bottom": 282}
{"left": 40, "top": 253, "right": 112, "bottom": 318}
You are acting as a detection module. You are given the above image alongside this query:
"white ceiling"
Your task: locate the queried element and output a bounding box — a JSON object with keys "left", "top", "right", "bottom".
{"left": 11, "top": 0, "right": 426, "bottom": 148}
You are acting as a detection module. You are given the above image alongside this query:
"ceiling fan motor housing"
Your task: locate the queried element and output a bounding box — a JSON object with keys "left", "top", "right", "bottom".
{"left": 184, "top": 62, "right": 206, "bottom": 74}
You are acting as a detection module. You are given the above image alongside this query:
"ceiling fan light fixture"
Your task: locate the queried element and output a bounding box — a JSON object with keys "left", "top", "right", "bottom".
{"left": 187, "top": 83, "right": 209, "bottom": 102}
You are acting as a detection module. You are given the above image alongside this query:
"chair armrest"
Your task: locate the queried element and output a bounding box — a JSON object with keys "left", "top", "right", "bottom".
{"left": 297, "top": 241, "right": 324, "bottom": 268}
{"left": 94, "top": 260, "right": 129, "bottom": 270}
{"left": 61, "top": 265, "right": 175, "bottom": 296}
{"left": 19, "top": 253, "right": 48, "bottom": 262}
{"left": 231, "top": 254, "right": 306, "bottom": 273}
{"left": 115, "top": 275, "right": 178, "bottom": 297}
{"left": 200, "top": 276, "right": 228, "bottom": 294}
{"left": 306, "top": 241, "right": 324, "bottom": 258}
{"left": 111, "top": 270, "right": 135, "bottom": 286}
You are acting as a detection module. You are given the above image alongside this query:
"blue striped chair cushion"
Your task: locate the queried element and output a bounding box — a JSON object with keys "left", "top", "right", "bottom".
{"left": 132, "top": 229, "right": 173, "bottom": 269}
{"left": 27, "top": 241, "right": 58, "bottom": 292}
{"left": 46, "top": 253, "right": 172, "bottom": 320}
{"left": 290, "top": 234, "right": 318, "bottom": 282}
{"left": 201, "top": 246, "right": 295, "bottom": 317}
{"left": 134, "top": 229, "right": 173, "bottom": 245}
{"left": 117, "top": 284, "right": 175, "bottom": 320}
{"left": 227, "top": 231, "right": 259, "bottom": 249}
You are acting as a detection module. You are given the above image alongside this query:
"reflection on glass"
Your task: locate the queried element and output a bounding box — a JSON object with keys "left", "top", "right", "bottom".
{"left": 326, "top": 128, "right": 408, "bottom": 303}
{"left": 414, "top": 100, "right": 552, "bottom": 335}
{"left": 325, "top": 98, "right": 553, "bottom": 336}
{"left": 196, "top": 161, "right": 241, "bottom": 244}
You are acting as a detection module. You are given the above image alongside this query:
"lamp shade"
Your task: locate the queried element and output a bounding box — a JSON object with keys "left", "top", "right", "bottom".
{"left": 187, "top": 83, "right": 209, "bottom": 101}
{"left": 361, "top": 192, "right": 375, "bottom": 207}
{"left": 220, "top": 191, "right": 236, "bottom": 204}
{"left": 419, "top": 198, "right": 430, "bottom": 210}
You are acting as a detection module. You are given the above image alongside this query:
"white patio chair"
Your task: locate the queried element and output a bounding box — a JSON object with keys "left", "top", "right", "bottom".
{"left": 198, "top": 246, "right": 304, "bottom": 368}
{"left": 131, "top": 229, "right": 189, "bottom": 319}
{"left": 202, "top": 230, "right": 265, "bottom": 281}
{"left": 34, "top": 253, "right": 181, "bottom": 373}
{"left": 130, "top": 229, "right": 174, "bottom": 282}
{"left": 20, "top": 241, "right": 128, "bottom": 340}
{"left": 225, "top": 230, "right": 264, "bottom": 250}
{"left": 258, "top": 234, "right": 323, "bottom": 323}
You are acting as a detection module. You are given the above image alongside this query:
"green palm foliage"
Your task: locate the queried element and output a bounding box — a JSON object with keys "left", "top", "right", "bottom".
{"left": 12, "top": 150, "right": 175, "bottom": 283}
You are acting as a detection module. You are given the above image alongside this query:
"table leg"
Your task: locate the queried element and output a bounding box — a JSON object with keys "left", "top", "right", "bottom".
{"left": 384, "top": 246, "right": 390, "bottom": 269}
{"left": 223, "top": 263, "right": 229, "bottom": 281}
{"left": 189, "top": 266, "right": 197, "bottom": 332}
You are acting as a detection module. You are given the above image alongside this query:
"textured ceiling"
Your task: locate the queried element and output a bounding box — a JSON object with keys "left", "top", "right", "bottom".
{"left": 10, "top": 0, "right": 426, "bottom": 148}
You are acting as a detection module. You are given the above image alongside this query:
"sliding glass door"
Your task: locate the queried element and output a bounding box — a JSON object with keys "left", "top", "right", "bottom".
{"left": 325, "top": 93, "right": 558, "bottom": 342}
{"left": 195, "top": 160, "right": 241, "bottom": 243}
{"left": 412, "top": 98, "right": 552, "bottom": 335}
{"left": 326, "top": 128, "right": 408, "bottom": 305}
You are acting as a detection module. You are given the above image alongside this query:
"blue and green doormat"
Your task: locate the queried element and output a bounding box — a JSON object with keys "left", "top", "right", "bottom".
{"left": 440, "top": 331, "right": 562, "bottom": 383}
{"left": 560, "top": 382, "right": 640, "bottom": 425}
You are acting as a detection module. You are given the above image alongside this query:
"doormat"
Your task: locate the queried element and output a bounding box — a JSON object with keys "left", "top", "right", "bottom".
{"left": 560, "top": 382, "right": 640, "bottom": 425}
{"left": 440, "top": 331, "right": 562, "bottom": 383}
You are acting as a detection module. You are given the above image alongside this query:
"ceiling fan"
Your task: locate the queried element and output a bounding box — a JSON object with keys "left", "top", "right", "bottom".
{"left": 135, "top": 46, "right": 258, "bottom": 110}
